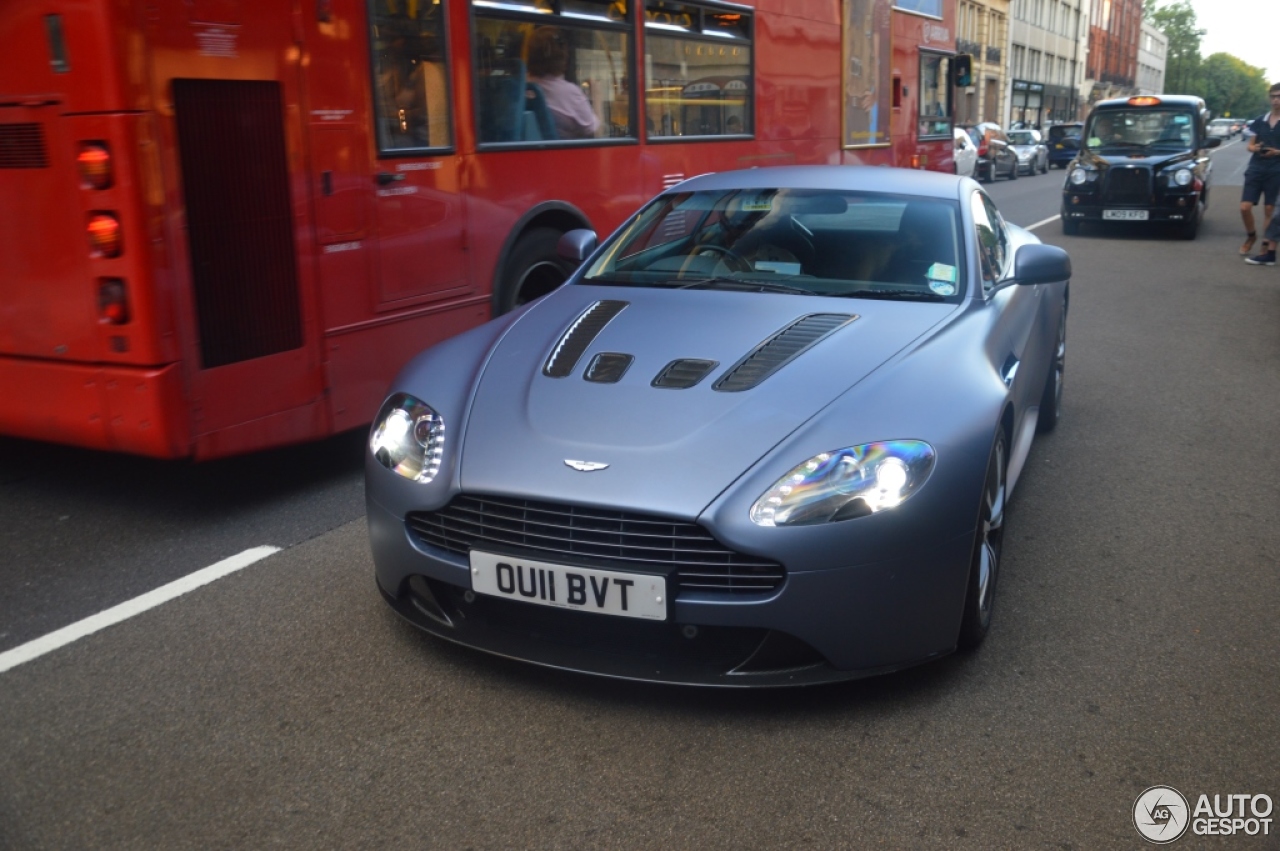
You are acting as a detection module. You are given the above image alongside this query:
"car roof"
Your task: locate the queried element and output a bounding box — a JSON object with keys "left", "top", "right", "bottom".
{"left": 1091, "top": 94, "right": 1205, "bottom": 111}
{"left": 669, "top": 165, "right": 966, "bottom": 201}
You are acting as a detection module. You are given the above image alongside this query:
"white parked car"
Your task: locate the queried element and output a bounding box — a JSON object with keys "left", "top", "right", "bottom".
{"left": 952, "top": 126, "right": 977, "bottom": 177}
{"left": 1207, "top": 118, "right": 1235, "bottom": 140}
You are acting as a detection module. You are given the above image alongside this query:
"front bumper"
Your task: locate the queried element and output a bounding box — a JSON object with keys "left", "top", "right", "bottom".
{"left": 368, "top": 495, "right": 975, "bottom": 687}
{"left": 1061, "top": 192, "right": 1201, "bottom": 223}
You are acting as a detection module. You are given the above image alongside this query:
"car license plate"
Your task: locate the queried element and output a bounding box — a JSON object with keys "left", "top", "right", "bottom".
{"left": 470, "top": 550, "right": 667, "bottom": 620}
{"left": 1103, "top": 209, "right": 1148, "bottom": 220}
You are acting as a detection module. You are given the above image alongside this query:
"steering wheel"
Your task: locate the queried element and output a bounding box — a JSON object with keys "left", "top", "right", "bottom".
{"left": 681, "top": 244, "right": 753, "bottom": 274}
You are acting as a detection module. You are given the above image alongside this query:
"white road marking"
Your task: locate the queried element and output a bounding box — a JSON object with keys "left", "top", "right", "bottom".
{"left": 1024, "top": 215, "right": 1060, "bottom": 232}
{"left": 0, "top": 545, "right": 281, "bottom": 674}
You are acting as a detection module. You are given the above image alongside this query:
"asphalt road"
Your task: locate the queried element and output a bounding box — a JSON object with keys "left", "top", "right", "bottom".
{"left": 2, "top": 145, "right": 1278, "bottom": 849}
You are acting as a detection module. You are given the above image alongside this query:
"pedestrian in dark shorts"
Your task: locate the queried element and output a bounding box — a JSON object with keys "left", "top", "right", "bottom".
{"left": 1240, "top": 82, "right": 1280, "bottom": 257}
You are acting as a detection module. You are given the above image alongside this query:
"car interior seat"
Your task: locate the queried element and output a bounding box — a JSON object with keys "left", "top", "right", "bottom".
{"left": 879, "top": 202, "right": 958, "bottom": 287}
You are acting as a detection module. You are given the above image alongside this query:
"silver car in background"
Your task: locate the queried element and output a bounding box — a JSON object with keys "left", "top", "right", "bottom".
{"left": 1008, "top": 128, "right": 1049, "bottom": 174}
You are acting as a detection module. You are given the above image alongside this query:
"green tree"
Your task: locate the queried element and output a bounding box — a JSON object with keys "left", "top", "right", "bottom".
{"left": 1201, "top": 53, "right": 1270, "bottom": 118}
{"left": 1146, "top": 0, "right": 1204, "bottom": 95}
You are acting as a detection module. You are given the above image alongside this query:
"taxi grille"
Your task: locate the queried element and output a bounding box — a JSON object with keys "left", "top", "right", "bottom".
{"left": 407, "top": 495, "right": 786, "bottom": 595}
{"left": 1101, "top": 167, "right": 1152, "bottom": 206}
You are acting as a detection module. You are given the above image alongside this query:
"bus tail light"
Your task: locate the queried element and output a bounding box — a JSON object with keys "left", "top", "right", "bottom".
{"left": 87, "top": 212, "right": 122, "bottom": 257}
{"left": 97, "top": 278, "right": 130, "bottom": 324}
{"left": 77, "top": 142, "right": 113, "bottom": 189}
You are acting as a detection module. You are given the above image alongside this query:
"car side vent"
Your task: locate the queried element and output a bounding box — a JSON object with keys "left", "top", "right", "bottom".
{"left": 584, "top": 352, "right": 633, "bottom": 383}
{"left": 714, "top": 313, "right": 857, "bottom": 392}
{"left": 543, "top": 300, "right": 628, "bottom": 378}
{"left": 652, "top": 358, "right": 719, "bottom": 388}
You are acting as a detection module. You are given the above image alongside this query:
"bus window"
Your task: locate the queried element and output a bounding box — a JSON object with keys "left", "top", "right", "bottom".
{"left": 917, "top": 51, "right": 952, "bottom": 139}
{"left": 473, "top": 0, "right": 632, "bottom": 144}
{"left": 370, "top": 6, "right": 452, "bottom": 152}
{"left": 645, "top": 2, "right": 752, "bottom": 138}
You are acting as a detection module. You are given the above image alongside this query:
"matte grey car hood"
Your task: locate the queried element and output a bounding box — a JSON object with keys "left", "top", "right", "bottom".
{"left": 459, "top": 286, "right": 956, "bottom": 517}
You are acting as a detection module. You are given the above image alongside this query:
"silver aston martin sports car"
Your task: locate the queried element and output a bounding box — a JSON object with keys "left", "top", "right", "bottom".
{"left": 366, "top": 165, "right": 1071, "bottom": 686}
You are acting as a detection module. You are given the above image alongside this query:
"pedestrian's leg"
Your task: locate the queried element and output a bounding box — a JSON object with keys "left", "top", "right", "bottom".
{"left": 1240, "top": 201, "right": 1257, "bottom": 254}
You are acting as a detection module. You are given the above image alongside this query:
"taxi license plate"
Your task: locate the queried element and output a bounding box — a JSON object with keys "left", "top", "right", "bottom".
{"left": 470, "top": 551, "right": 667, "bottom": 620}
{"left": 1103, "top": 209, "right": 1148, "bottom": 220}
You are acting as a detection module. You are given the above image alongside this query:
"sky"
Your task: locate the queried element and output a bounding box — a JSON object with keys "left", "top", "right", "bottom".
{"left": 1184, "top": 0, "right": 1272, "bottom": 80}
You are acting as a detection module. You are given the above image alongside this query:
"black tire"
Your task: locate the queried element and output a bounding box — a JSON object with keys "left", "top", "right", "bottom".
{"left": 957, "top": 432, "right": 1007, "bottom": 651}
{"left": 979, "top": 162, "right": 993, "bottom": 184}
{"left": 1061, "top": 218, "right": 1080, "bottom": 235}
{"left": 1036, "top": 305, "right": 1066, "bottom": 433}
{"left": 1039, "top": 158, "right": 1048, "bottom": 175}
{"left": 1008, "top": 160, "right": 1018, "bottom": 180}
{"left": 497, "top": 227, "right": 575, "bottom": 314}
{"left": 1176, "top": 205, "right": 1200, "bottom": 240}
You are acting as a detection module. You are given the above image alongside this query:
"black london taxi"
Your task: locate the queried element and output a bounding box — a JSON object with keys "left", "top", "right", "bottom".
{"left": 1060, "top": 95, "right": 1220, "bottom": 239}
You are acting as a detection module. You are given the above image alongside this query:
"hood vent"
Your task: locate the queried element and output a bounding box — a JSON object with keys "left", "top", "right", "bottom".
{"left": 584, "top": 352, "right": 633, "bottom": 383}
{"left": 714, "top": 313, "right": 857, "bottom": 392}
{"left": 652, "top": 358, "right": 719, "bottom": 389}
{"left": 543, "top": 300, "right": 628, "bottom": 378}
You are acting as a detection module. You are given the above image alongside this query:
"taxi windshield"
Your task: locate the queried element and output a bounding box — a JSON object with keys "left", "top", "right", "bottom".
{"left": 1085, "top": 109, "right": 1196, "bottom": 150}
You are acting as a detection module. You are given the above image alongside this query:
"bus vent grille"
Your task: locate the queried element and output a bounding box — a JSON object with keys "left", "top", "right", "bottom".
{"left": 0, "top": 124, "right": 49, "bottom": 169}
{"left": 172, "top": 79, "right": 303, "bottom": 369}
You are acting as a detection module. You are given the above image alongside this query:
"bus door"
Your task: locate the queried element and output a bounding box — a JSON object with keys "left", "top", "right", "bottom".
{"left": 364, "top": 4, "right": 467, "bottom": 308}
{"left": 302, "top": 0, "right": 468, "bottom": 431}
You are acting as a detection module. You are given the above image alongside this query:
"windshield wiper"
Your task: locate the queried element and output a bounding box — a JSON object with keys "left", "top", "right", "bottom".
{"left": 671, "top": 278, "right": 818, "bottom": 296}
{"left": 840, "top": 288, "right": 947, "bottom": 301}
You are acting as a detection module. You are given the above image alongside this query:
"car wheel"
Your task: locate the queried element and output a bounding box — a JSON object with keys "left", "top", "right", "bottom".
{"left": 1177, "top": 205, "right": 1200, "bottom": 240}
{"left": 1061, "top": 218, "right": 1080, "bottom": 235}
{"left": 497, "top": 227, "right": 575, "bottom": 314}
{"left": 1036, "top": 306, "right": 1066, "bottom": 433}
{"left": 1039, "top": 158, "right": 1048, "bottom": 175}
{"left": 957, "top": 431, "right": 1007, "bottom": 651}
{"left": 979, "top": 162, "right": 992, "bottom": 183}
{"left": 1008, "top": 161, "right": 1018, "bottom": 180}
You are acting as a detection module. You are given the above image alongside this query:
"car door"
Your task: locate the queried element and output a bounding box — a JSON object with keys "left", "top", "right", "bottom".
{"left": 971, "top": 191, "right": 1044, "bottom": 423}
{"left": 988, "top": 127, "right": 1014, "bottom": 177}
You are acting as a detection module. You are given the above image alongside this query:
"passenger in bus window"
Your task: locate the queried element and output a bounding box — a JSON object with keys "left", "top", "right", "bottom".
{"left": 726, "top": 115, "right": 744, "bottom": 134}
{"left": 526, "top": 27, "right": 600, "bottom": 139}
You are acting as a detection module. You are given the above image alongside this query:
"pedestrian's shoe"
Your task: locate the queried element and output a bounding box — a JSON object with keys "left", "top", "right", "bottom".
{"left": 1244, "top": 249, "right": 1276, "bottom": 266}
{"left": 1240, "top": 232, "right": 1257, "bottom": 255}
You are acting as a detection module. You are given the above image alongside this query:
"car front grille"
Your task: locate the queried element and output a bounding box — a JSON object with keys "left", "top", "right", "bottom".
{"left": 407, "top": 495, "right": 786, "bottom": 595}
{"left": 1101, "top": 166, "right": 1152, "bottom": 206}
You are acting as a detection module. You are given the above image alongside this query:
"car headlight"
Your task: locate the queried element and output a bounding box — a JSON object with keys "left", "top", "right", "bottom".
{"left": 1172, "top": 168, "right": 1194, "bottom": 187}
{"left": 750, "top": 440, "right": 935, "bottom": 527}
{"left": 1069, "top": 167, "right": 1091, "bottom": 185}
{"left": 369, "top": 393, "right": 446, "bottom": 483}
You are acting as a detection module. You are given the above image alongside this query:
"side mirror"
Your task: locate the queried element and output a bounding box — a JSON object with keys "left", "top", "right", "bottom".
{"left": 558, "top": 229, "right": 598, "bottom": 264}
{"left": 1012, "top": 243, "right": 1071, "bottom": 286}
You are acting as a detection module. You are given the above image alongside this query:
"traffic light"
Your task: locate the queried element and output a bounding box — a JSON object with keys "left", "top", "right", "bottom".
{"left": 954, "top": 54, "right": 973, "bottom": 88}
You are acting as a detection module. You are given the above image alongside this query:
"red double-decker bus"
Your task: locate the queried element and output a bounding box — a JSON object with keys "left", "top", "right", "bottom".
{"left": 1, "top": 0, "right": 958, "bottom": 459}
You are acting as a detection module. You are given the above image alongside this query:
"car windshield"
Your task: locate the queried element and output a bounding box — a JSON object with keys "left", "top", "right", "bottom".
{"left": 1008, "top": 131, "right": 1037, "bottom": 145}
{"left": 581, "top": 188, "right": 965, "bottom": 301}
{"left": 1048, "top": 124, "right": 1081, "bottom": 141}
{"left": 1084, "top": 109, "right": 1197, "bottom": 151}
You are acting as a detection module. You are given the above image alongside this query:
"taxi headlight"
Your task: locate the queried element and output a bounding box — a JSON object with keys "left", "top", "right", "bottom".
{"left": 1069, "top": 167, "right": 1090, "bottom": 185}
{"left": 1172, "top": 168, "right": 1194, "bottom": 186}
{"left": 750, "top": 441, "right": 936, "bottom": 526}
{"left": 370, "top": 393, "right": 446, "bottom": 483}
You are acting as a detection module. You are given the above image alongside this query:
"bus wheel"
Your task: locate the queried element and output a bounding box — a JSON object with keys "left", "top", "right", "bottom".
{"left": 498, "top": 227, "right": 574, "bottom": 314}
